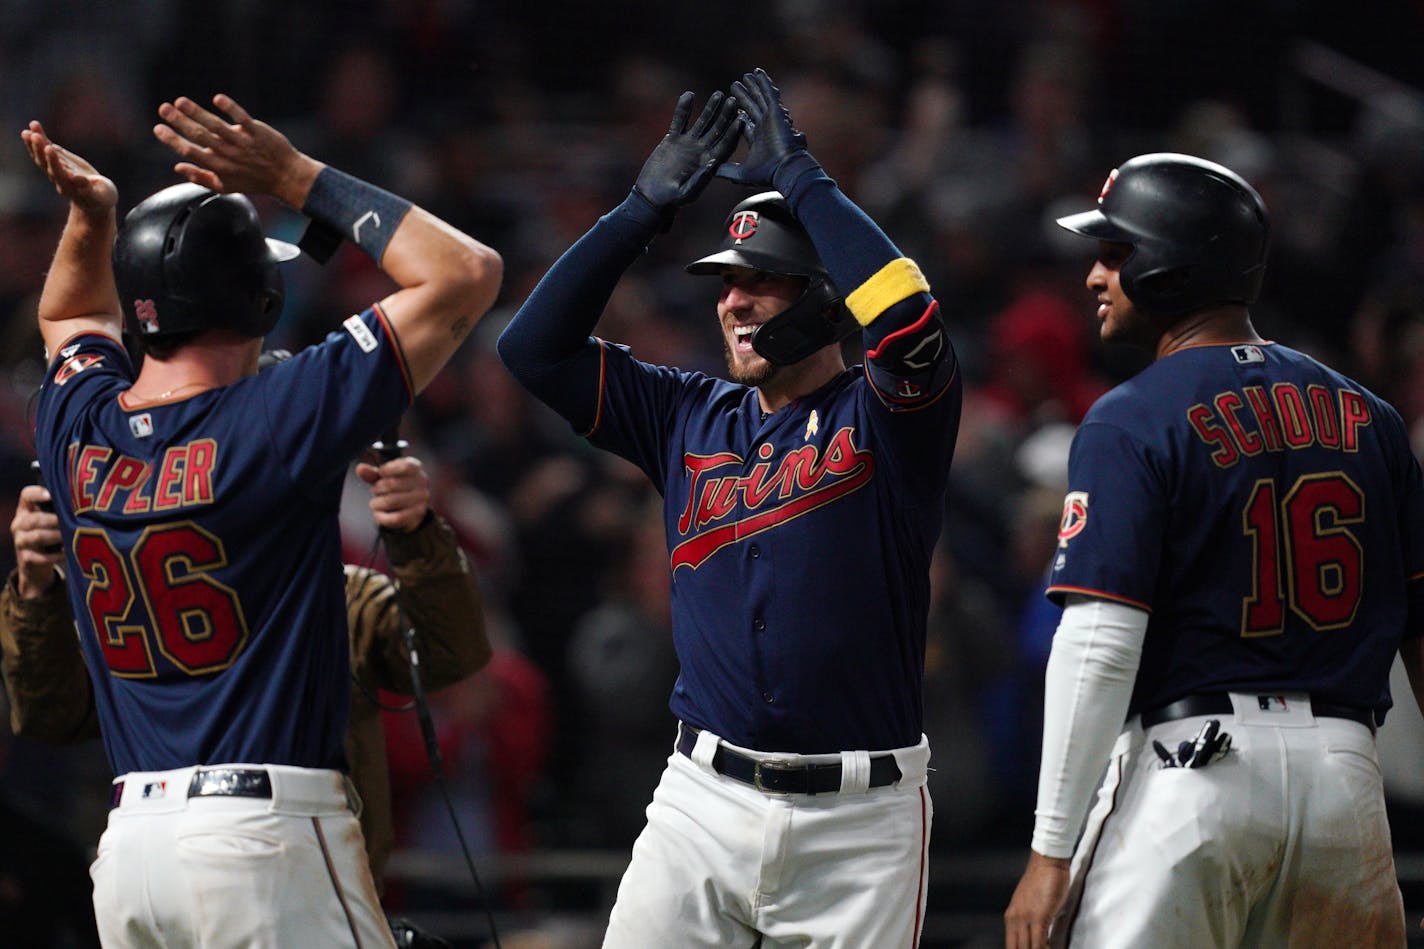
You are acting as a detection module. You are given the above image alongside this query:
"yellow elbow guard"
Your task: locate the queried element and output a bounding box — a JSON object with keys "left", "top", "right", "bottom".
{"left": 845, "top": 258, "right": 931, "bottom": 327}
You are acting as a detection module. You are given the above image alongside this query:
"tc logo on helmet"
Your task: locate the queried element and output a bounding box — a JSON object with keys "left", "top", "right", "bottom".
{"left": 134, "top": 298, "right": 160, "bottom": 335}
{"left": 729, "top": 210, "right": 760, "bottom": 244}
{"left": 1097, "top": 168, "right": 1119, "bottom": 205}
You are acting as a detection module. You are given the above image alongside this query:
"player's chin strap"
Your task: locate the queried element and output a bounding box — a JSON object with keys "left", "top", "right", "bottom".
{"left": 373, "top": 429, "right": 504, "bottom": 949}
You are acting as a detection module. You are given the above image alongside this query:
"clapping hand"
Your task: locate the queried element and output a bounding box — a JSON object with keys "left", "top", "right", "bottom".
{"left": 632, "top": 90, "right": 743, "bottom": 214}
{"left": 716, "top": 68, "right": 809, "bottom": 188}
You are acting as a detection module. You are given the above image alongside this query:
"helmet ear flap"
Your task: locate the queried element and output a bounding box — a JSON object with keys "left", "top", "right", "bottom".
{"left": 750, "top": 277, "right": 855, "bottom": 366}
{"left": 1131, "top": 265, "right": 1192, "bottom": 304}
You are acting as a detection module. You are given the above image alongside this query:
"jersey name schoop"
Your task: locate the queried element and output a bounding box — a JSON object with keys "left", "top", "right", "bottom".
{"left": 1186, "top": 382, "right": 1371, "bottom": 468}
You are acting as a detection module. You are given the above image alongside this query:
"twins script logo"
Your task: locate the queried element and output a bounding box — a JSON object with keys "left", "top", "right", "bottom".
{"left": 671, "top": 426, "right": 874, "bottom": 571}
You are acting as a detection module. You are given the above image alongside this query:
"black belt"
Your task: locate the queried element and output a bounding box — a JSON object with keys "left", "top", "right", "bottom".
{"left": 676, "top": 723, "right": 901, "bottom": 795}
{"left": 189, "top": 767, "right": 273, "bottom": 799}
{"left": 1141, "top": 694, "right": 1376, "bottom": 733}
{"left": 112, "top": 768, "right": 273, "bottom": 808}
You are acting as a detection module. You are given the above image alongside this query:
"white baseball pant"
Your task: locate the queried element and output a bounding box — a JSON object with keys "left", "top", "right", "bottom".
{"left": 91, "top": 763, "right": 395, "bottom": 949}
{"left": 1055, "top": 693, "right": 1405, "bottom": 948}
{"left": 603, "top": 728, "right": 933, "bottom": 948}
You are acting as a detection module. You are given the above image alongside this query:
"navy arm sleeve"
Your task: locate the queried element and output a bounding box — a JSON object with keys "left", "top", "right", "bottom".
{"left": 496, "top": 192, "right": 666, "bottom": 433}
{"left": 774, "top": 156, "right": 954, "bottom": 410}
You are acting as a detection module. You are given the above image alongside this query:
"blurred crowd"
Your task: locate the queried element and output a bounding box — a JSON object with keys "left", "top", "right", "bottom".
{"left": 4, "top": 0, "right": 1424, "bottom": 942}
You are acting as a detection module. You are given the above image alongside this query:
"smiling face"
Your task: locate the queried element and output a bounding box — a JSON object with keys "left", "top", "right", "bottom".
{"left": 717, "top": 265, "right": 807, "bottom": 385}
{"left": 1087, "top": 240, "right": 1160, "bottom": 349}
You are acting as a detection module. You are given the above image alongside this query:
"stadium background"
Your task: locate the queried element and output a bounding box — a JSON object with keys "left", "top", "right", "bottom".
{"left": 3, "top": 2, "right": 1424, "bottom": 945}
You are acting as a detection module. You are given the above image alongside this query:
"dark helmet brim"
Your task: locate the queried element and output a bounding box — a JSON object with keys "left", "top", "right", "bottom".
{"left": 685, "top": 247, "right": 817, "bottom": 278}
{"left": 1055, "top": 208, "right": 1136, "bottom": 242}
{"left": 266, "top": 238, "right": 301, "bottom": 263}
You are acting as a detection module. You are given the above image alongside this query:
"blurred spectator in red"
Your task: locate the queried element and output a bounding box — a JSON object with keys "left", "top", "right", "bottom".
{"left": 978, "top": 286, "right": 1109, "bottom": 429}
{"left": 383, "top": 607, "right": 551, "bottom": 901}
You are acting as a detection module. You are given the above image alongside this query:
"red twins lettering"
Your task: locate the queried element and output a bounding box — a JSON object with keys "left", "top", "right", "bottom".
{"left": 672, "top": 427, "right": 875, "bottom": 571}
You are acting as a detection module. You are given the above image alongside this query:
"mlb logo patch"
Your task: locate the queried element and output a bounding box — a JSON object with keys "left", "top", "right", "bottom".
{"left": 1231, "top": 344, "right": 1265, "bottom": 364}
{"left": 142, "top": 780, "right": 168, "bottom": 799}
{"left": 344, "top": 315, "right": 378, "bottom": 353}
{"left": 1257, "top": 694, "right": 1289, "bottom": 712}
{"left": 129, "top": 413, "right": 154, "bottom": 438}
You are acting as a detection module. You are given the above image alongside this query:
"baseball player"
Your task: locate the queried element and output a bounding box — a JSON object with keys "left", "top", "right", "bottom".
{"left": 2, "top": 446, "right": 491, "bottom": 904}
{"left": 21, "top": 92, "right": 501, "bottom": 947}
{"left": 498, "top": 69, "right": 960, "bottom": 947}
{"left": 1003, "top": 154, "right": 1424, "bottom": 948}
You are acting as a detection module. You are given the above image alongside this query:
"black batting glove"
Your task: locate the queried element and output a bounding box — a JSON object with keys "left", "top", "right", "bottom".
{"left": 716, "top": 68, "right": 811, "bottom": 189}
{"left": 632, "top": 90, "right": 742, "bottom": 219}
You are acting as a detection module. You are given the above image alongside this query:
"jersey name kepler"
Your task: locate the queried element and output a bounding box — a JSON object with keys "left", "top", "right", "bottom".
{"left": 671, "top": 426, "right": 874, "bottom": 571}
{"left": 68, "top": 439, "right": 218, "bottom": 514}
{"left": 1186, "top": 383, "right": 1372, "bottom": 468}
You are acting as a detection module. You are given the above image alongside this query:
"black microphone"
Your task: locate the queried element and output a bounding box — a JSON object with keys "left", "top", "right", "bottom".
{"left": 30, "top": 460, "right": 62, "bottom": 554}
{"left": 401, "top": 625, "right": 445, "bottom": 771}
{"left": 371, "top": 426, "right": 408, "bottom": 462}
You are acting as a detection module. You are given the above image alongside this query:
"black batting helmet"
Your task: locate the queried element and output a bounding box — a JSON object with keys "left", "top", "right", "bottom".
{"left": 686, "top": 191, "right": 856, "bottom": 366}
{"left": 113, "top": 183, "right": 299, "bottom": 341}
{"left": 1056, "top": 153, "right": 1269, "bottom": 318}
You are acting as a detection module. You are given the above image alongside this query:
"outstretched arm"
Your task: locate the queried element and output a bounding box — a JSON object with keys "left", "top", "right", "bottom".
{"left": 722, "top": 69, "right": 952, "bottom": 409}
{"left": 497, "top": 90, "right": 740, "bottom": 430}
{"left": 20, "top": 123, "right": 121, "bottom": 358}
{"left": 152, "top": 94, "right": 503, "bottom": 393}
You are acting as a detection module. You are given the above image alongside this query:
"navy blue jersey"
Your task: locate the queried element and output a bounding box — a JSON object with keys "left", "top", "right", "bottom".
{"left": 1047, "top": 342, "right": 1424, "bottom": 718}
{"left": 499, "top": 172, "right": 961, "bottom": 754}
{"left": 34, "top": 308, "right": 411, "bottom": 775}
{"left": 585, "top": 343, "right": 961, "bottom": 752}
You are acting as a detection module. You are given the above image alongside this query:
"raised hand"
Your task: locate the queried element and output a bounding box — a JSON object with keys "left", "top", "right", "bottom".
{"left": 11, "top": 484, "right": 64, "bottom": 599}
{"left": 632, "top": 90, "right": 742, "bottom": 212}
{"left": 356, "top": 455, "right": 432, "bottom": 533}
{"left": 716, "top": 68, "right": 809, "bottom": 187}
{"left": 19, "top": 121, "right": 117, "bottom": 214}
{"left": 152, "top": 94, "right": 321, "bottom": 207}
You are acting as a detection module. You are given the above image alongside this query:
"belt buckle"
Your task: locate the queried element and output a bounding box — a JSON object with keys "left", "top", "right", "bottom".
{"left": 751, "top": 758, "right": 799, "bottom": 793}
